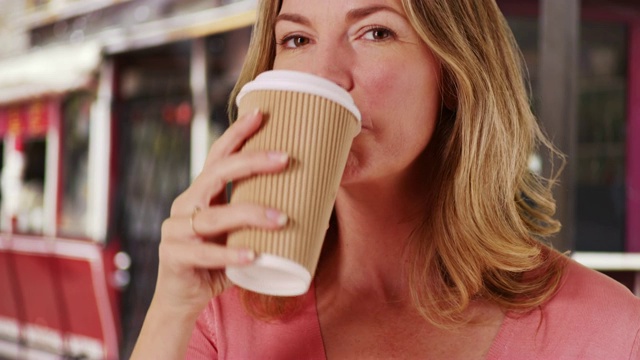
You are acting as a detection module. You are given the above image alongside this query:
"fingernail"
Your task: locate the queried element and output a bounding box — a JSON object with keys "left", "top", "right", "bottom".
{"left": 237, "top": 249, "right": 255, "bottom": 263}
{"left": 267, "top": 151, "right": 288, "bottom": 163}
{"left": 240, "top": 108, "right": 260, "bottom": 122}
{"left": 266, "top": 208, "right": 288, "bottom": 226}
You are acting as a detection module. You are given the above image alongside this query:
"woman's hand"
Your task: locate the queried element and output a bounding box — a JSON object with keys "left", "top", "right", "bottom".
{"left": 152, "top": 110, "right": 290, "bottom": 316}
{"left": 131, "top": 110, "right": 290, "bottom": 360}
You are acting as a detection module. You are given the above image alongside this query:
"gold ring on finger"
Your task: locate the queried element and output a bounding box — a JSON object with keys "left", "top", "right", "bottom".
{"left": 190, "top": 206, "right": 202, "bottom": 236}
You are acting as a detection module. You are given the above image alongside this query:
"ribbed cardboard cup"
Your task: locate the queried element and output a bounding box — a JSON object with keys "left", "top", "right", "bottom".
{"left": 226, "top": 70, "right": 361, "bottom": 296}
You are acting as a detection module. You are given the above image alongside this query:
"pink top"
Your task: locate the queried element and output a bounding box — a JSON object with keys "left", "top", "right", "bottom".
{"left": 186, "top": 259, "right": 640, "bottom": 359}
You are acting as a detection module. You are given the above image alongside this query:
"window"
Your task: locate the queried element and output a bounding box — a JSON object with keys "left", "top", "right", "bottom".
{"left": 575, "top": 23, "right": 627, "bottom": 251}
{"left": 59, "top": 92, "right": 92, "bottom": 238}
{"left": 19, "top": 137, "right": 46, "bottom": 234}
{"left": 508, "top": 17, "right": 628, "bottom": 251}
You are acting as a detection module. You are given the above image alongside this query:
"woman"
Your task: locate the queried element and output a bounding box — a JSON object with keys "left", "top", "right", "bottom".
{"left": 132, "top": 0, "right": 640, "bottom": 359}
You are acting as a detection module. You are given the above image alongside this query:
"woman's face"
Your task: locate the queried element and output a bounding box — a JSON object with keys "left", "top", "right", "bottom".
{"left": 273, "top": 0, "right": 441, "bottom": 186}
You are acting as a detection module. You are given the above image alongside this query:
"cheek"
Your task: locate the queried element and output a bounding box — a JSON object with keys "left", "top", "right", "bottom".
{"left": 356, "top": 63, "right": 440, "bottom": 155}
{"left": 353, "top": 78, "right": 398, "bottom": 125}
{"left": 358, "top": 49, "right": 439, "bottom": 101}
{"left": 358, "top": 66, "right": 440, "bottom": 126}
{"left": 359, "top": 70, "right": 402, "bottom": 106}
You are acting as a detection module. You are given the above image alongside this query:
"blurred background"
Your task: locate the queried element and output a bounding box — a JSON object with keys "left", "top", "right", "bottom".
{"left": 0, "top": 0, "right": 637, "bottom": 358}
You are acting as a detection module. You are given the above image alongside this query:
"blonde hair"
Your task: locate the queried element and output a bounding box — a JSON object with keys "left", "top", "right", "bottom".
{"left": 228, "top": 0, "right": 566, "bottom": 326}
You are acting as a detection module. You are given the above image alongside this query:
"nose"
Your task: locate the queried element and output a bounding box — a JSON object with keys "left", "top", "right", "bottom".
{"left": 307, "top": 43, "right": 354, "bottom": 92}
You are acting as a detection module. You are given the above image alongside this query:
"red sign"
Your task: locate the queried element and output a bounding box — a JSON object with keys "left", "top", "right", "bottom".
{"left": 0, "top": 236, "right": 120, "bottom": 359}
{"left": 0, "top": 244, "right": 22, "bottom": 348}
{"left": 13, "top": 251, "right": 66, "bottom": 353}
{"left": 0, "top": 99, "right": 52, "bottom": 137}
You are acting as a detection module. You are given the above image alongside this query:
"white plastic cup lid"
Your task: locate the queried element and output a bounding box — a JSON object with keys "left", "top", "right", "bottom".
{"left": 225, "top": 253, "right": 312, "bottom": 296}
{"left": 236, "top": 70, "right": 361, "bottom": 122}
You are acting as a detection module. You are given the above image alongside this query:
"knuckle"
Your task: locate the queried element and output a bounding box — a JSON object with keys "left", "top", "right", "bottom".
{"left": 215, "top": 176, "right": 228, "bottom": 193}
{"left": 157, "top": 241, "right": 174, "bottom": 263}
{"left": 170, "top": 192, "right": 190, "bottom": 216}
{"left": 197, "top": 162, "right": 225, "bottom": 188}
{"left": 160, "top": 218, "right": 174, "bottom": 238}
{"left": 170, "top": 199, "right": 182, "bottom": 216}
{"left": 224, "top": 127, "right": 244, "bottom": 145}
{"left": 207, "top": 140, "right": 219, "bottom": 155}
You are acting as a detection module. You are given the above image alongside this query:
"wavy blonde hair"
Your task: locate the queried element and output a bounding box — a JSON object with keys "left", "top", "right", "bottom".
{"left": 228, "top": 0, "right": 566, "bottom": 326}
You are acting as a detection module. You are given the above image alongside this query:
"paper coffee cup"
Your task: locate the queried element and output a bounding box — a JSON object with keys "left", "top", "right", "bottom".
{"left": 225, "top": 70, "right": 361, "bottom": 296}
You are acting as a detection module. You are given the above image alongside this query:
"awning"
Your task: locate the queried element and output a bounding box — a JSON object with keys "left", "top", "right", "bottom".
{"left": 102, "top": 0, "right": 257, "bottom": 54}
{"left": 0, "top": 41, "right": 101, "bottom": 106}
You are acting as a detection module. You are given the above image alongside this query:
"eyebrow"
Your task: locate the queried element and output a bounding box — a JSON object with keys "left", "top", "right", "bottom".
{"left": 346, "top": 5, "right": 403, "bottom": 21}
{"left": 275, "top": 5, "right": 403, "bottom": 27}
{"left": 275, "top": 13, "right": 311, "bottom": 26}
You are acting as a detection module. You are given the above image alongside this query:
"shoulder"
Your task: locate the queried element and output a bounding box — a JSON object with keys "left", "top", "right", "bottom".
{"left": 490, "top": 257, "right": 640, "bottom": 359}
{"left": 541, "top": 259, "right": 640, "bottom": 355}
{"left": 548, "top": 258, "right": 640, "bottom": 327}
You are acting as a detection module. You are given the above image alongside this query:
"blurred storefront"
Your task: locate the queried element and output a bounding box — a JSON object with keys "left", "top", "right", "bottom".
{"left": 0, "top": 1, "right": 254, "bottom": 359}
{"left": 0, "top": 0, "right": 638, "bottom": 359}
{"left": 109, "top": 27, "right": 251, "bottom": 356}
{"left": 498, "top": 0, "right": 640, "bottom": 292}
{"left": 0, "top": 38, "right": 115, "bottom": 359}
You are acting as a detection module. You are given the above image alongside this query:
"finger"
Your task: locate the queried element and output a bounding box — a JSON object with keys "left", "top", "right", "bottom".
{"left": 194, "top": 204, "right": 289, "bottom": 237}
{"left": 205, "top": 110, "right": 263, "bottom": 166}
{"left": 169, "top": 149, "right": 288, "bottom": 217}
{"left": 162, "top": 204, "right": 288, "bottom": 240}
{"left": 190, "top": 150, "right": 289, "bottom": 207}
{"left": 159, "top": 240, "right": 255, "bottom": 270}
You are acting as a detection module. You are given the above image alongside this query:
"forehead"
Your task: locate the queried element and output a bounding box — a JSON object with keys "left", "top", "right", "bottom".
{"left": 278, "top": 0, "right": 405, "bottom": 13}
